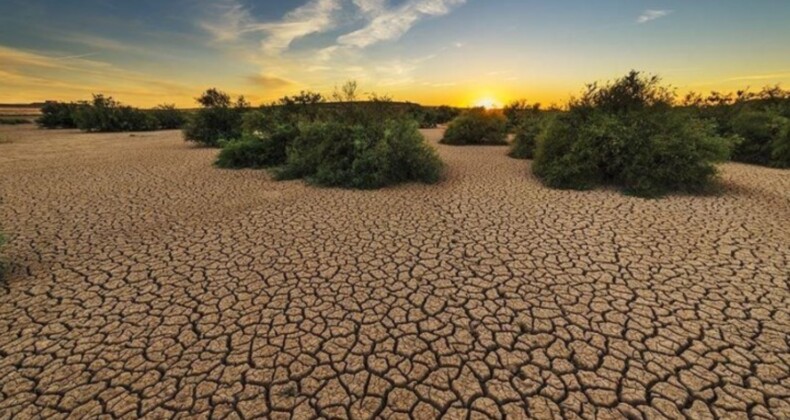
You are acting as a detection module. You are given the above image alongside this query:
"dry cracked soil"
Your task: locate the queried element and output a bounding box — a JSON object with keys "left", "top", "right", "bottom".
{"left": 0, "top": 125, "right": 788, "bottom": 419}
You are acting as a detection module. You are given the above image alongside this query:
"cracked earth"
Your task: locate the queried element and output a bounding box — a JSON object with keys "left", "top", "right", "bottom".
{"left": 0, "top": 124, "right": 788, "bottom": 419}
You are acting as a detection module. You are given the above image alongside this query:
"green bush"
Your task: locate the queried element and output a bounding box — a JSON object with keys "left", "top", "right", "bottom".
{"left": 509, "top": 115, "right": 548, "bottom": 159}
{"left": 0, "top": 118, "right": 30, "bottom": 125}
{"left": 72, "top": 95, "right": 159, "bottom": 132}
{"left": 277, "top": 119, "right": 443, "bottom": 188}
{"left": 730, "top": 110, "right": 789, "bottom": 167}
{"left": 151, "top": 104, "right": 186, "bottom": 130}
{"left": 183, "top": 88, "right": 247, "bottom": 147}
{"left": 441, "top": 108, "right": 507, "bottom": 145}
{"left": 37, "top": 101, "right": 79, "bottom": 129}
{"left": 503, "top": 100, "right": 541, "bottom": 130}
{"left": 533, "top": 71, "right": 733, "bottom": 197}
{"left": 216, "top": 125, "right": 298, "bottom": 169}
{"left": 771, "top": 123, "right": 790, "bottom": 168}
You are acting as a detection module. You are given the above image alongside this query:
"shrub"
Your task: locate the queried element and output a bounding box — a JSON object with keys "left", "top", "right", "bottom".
{"left": 771, "top": 123, "right": 790, "bottom": 168}
{"left": 0, "top": 118, "right": 30, "bottom": 125}
{"left": 183, "top": 88, "right": 247, "bottom": 147}
{"left": 37, "top": 101, "right": 79, "bottom": 128}
{"left": 72, "top": 95, "right": 159, "bottom": 132}
{"left": 441, "top": 108, "right": 508, "bottom": 145}
{"left": 277, "top": 119, "right": 443, "bottom": 188}
{"left": 503, "top": 100, "right": 541, "bottom": 130}
{"left": 730, "top": 110, "right": 789, "bottom": 167}
{"left": 216, "top": 125, "right": 298, "bottom": 169}
{"left": 533, "top": 71, "right": 733, "bottom": 197}
{"left": 509, "top": 115, "right": 548, "bottom": 159}
{"left": 151, "top": 104, "right": 186, "bottom": 130}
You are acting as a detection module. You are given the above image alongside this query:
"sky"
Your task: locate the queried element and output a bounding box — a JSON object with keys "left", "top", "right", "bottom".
{"left": 1, "top": 0, "right": 789, "bottom": 108}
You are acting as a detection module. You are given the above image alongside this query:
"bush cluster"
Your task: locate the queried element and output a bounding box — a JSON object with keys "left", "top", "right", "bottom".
{"left": 215, "top": 82, "right": 444, "bottom": 189}
{"left": 509, "top": 114, "right": 548, "bottom": 159}
{"left": 37, "top": 102, "right": 79, "bottom": 128}
{"left": 533, "top": 71, "right": 733, "bottom": 197}
{"left": 37, "top": 97, "right": 186, "bottom": 132}
{"left": 0, "top": 118, "right": 31, "bottom": 125}
{"left": 682, "top": 86, "right": 790, "bottom": 168}
{"left": 276, "top": 119, "right": 443, "bottom": 188}
{"left": 216, "top": 125, "right": 298, "bottom": 169}
{"left": 441, "top": 108, "right": 508, "bottom": 145}
{"left": 183, "top": 89, "right": 247, "bottom": 147}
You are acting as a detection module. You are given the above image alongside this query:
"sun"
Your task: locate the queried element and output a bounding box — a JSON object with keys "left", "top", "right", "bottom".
{"left": 473, "top": 97, "right": 500, "bottom": 109}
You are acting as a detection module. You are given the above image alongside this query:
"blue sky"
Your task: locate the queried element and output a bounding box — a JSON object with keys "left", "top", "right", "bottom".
{"left": 1, "top": 0, "right": 789, "bottom": 106}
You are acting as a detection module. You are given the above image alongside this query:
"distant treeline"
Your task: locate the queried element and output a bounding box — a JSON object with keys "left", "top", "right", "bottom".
{"left": 35, "top": 92, "right": 461, "bottom": 134}
{"left": 36, "top": 96, "right": 186, "bottom": 132}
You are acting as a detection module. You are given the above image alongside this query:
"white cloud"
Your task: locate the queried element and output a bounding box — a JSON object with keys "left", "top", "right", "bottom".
{"left": 200, "top": 0, "right": 342, "bottom": 55}
{"left": 339, "top": 0, "right": 466, "bottom": 48}
{"left": 637, "top": 9, "right": 672, "bottom": 24}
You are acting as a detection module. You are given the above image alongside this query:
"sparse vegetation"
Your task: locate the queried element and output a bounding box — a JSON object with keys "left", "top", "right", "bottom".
{"left": 183, "top": 88, "right": 248, "bottom": 147}
{"left": 0, "top": 118, "right": 30, "bottom": 125}
{"left": 441, "top": 108, "right": 507, "bottom": 145}
{"left": 73, "top": 95, "right": 158, "bottom": 132}
{"left": 533, "top": 71, "right": 733, "bottom": 197}
{"left": 151, "top": 104, "right": 187, "bottom": 130}
{"left": 37, "top": 97, "right": 186, "bottom": 132}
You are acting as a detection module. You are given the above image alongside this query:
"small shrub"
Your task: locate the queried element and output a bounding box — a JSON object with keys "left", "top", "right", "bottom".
{"left": 441, "top": 108, "right": 507, "bottom": 145}
{"left": 730, "top": 110, "right": 789, "bottom": 167}
{"left": 503, "top": 100, "right": 541, "bottom": 130}
{"left": 216, "top": 125, "right": 299, "bottom": 169}
{"left": 183, "top": 88, "right": 247, "bottom": 147}
{"left": 533, "top": 71, "right": 733, "bottom": 197}
{"left": 151, "top": 104, "right": 186, "bottom": 130}
{"left": 0, "top": 118, "right": 30, "bottom": 125}
{"left": 72, "top": 95, "right": 159, "bottom": 132}
{"left": 771, "top": 123, "right": 790, "bottom": 168}
{"left": 277, "top": 119, "right": 443, "bottom": 189}
{"left": 509, "top": 115, "right": 548, "bottom": 159}
{"left": 37, "top": 101, "right": 79, "bottom": 129}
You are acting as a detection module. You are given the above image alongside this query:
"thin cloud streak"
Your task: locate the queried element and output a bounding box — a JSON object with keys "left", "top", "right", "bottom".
{"left": 637, "top": 9, "right": 672, "bottom": 24}
{"left": 338, "top": 0, "right": 466, "bottom": 48}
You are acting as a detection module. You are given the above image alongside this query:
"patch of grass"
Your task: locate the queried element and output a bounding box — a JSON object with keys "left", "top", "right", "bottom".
{"left": 441, "top": 108, "right": 508, "bottom": 145}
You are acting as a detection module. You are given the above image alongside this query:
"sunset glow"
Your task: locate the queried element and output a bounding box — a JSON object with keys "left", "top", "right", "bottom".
{"left": 1, "top": 1, "right": 789, "bottom": 107}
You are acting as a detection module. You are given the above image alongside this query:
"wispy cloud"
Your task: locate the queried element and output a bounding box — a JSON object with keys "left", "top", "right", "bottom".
{"left": 637, "top": 9, "right": 672, "bottom": 24}
{"left": 724, "top": 72, "right": 790, "bottom": 82}
{"left": 247, "top": 74, "right": 295, "bottom": 88}
{"left": 200, "top": 0, "right": 341, "bottom": 55}
{"left": 338, "top": 0, "right": 466, "bottom": 48}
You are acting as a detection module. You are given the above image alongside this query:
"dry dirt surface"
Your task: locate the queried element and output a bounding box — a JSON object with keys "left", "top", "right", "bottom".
{"left": 0, "top": 124, "right": 788, "bottom": 419}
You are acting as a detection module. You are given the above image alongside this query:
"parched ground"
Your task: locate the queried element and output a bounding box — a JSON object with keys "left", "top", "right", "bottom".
{"left": 0, "top": 124, "right": 788, "bottom": 419}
